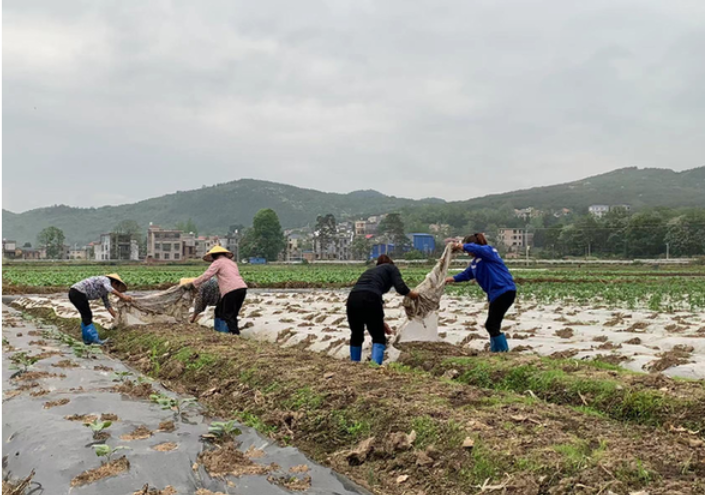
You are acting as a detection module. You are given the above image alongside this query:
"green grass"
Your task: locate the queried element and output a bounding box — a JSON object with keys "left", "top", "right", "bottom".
{"left": 329, "top": 410, "right": 372, "bottom": 441}
{"left": 552, "top": 438, "right": 608, "bottom": 475}
{"left": 185, "top": 353, "right": 217, "bottom": 372}
{"left": 411, "top": 416, "right": 465, "bottom": 450}
{"left": 238, "top": 411, "right": 278, "bottom": 435}
{"left": 284, "top": 386, "right": 325, "bottom": 411}
{"left": 173, "top": 347, "right": 194, "bottom": 362}
{"left": 615, "top": 458, "right": 656, "bottom": 486}
{"left": 460, "top": 439, "right": 510, "bottom": 484}
{"left": 435, "top": 355, "right": 700, "bottom": 429}
{"left": 541, "top": 356, "right": 626, "bottom": 372}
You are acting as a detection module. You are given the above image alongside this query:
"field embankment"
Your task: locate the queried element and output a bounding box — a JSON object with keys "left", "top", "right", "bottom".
{"left": 18, "top": 306, "right": 705, "bottom": 495}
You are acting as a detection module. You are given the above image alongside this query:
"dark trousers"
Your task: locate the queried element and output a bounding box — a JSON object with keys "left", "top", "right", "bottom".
{"left": 346, "top": 291, "right": 386, "bottom": 346}
{"left": 68, "top": 288, "right": 93, "bottom": 326}
{"left": 485, "top": 290, "right": 516, "bottom": 337}
{"left": 217, "top": 288, "right": 247, "bottom": 334}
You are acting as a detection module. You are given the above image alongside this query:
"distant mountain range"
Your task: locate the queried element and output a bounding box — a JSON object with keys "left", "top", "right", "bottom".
{"left": 3, "top": 166, "right": 704, "bottom": 245}
{"left": 1, "top": 180, "right": 445, "bottom": 245}
{"left": 456, "top": 166, "right": 705, "bottom": 211}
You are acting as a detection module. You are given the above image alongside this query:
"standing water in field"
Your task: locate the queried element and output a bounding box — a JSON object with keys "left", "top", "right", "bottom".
{"left": 394, "top": 244, "right": 454, "bottom": 344}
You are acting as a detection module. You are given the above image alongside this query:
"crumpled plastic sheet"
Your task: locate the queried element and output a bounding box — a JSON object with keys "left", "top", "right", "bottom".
{"left": 393, "top": 244, "right": 454, "bottom": 344}
{"left": 116, "top": 284, "right": 196, "bottom": 326}
{"left": 2, "top": 303, "right": 372, "bottom": 495}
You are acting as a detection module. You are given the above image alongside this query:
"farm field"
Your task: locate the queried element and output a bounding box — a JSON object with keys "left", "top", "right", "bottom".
{"left": 4, "top": 261, "right": 705, "bottom": 494}
{"left": 5, "top": 304, "right": 705, "bottom": 495}
{"left": 4, "top": 262, "right": 705, "bottom": 310}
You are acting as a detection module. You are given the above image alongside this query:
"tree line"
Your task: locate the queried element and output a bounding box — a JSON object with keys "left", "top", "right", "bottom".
{"left": 33, "top": 205, "right": 705, "bottom": 261}
{"left": 530, "top": 208, "right": 705, "bottom": 258}
{"left": 400, "top": 204, "right": 705, "bottom": 258}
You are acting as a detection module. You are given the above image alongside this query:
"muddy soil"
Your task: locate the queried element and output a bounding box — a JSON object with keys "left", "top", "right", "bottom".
{"left": 37, "top": 311, "right": 704, "bottom": 495}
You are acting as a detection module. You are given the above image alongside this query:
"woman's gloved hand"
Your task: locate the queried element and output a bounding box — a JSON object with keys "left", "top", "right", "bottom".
{"left": 451, "top": 242, "right": 465, "bottom": 253}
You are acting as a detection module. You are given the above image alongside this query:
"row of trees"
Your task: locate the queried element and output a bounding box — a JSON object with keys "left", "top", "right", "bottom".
{"left": 401, "top": 203, "right": 705, "bottom": 258}
{"left": 33, "top": 205, "right": 705, "bottom": 261}
{"left": 531, "top": 208, "right": 705, "bottom": 258}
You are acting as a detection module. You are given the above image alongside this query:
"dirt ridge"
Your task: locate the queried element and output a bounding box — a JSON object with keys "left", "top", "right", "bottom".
{"left": 19, "top": 307, "right": 705, "bottom": 495}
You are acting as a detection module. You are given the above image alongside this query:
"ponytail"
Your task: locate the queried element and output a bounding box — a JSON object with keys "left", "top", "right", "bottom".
{"left": 377, "top": 254, "right": 394, "bottom": 266}
{"left": 463, "top": 233, "right": 488, "bottom": 246}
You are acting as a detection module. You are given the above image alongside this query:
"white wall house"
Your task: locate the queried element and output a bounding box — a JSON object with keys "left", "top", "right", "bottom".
{"left": 588, "top": 205, "right": 610, "bottom": 218}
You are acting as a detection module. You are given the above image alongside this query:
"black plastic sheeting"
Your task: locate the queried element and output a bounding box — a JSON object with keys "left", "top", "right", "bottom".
{"left": 2, "top": 304, "right": 372, "bottom": 495}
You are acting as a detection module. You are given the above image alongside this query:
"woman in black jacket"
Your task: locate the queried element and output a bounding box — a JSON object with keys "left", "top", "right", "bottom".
{"left": 347, "top": 255, "right": 418, "bottom": 365}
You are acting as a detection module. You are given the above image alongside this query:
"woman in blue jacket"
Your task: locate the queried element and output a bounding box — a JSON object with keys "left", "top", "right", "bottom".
{"left": 445, "top": 233, "right": 516, "bottom": 352}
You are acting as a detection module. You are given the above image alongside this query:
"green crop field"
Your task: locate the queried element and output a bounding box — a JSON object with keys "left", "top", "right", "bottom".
{"left": 3, "top": 262, "right": 705, "bottom": 311}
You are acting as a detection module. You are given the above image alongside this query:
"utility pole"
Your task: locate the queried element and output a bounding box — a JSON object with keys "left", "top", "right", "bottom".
{"left": 666, "top": 242, "right": 670, "bottom": 260}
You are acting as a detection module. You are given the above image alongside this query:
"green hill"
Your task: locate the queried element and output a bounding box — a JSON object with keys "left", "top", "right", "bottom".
{"left": 1, "top": 179, "right": 443, "bottom": 245}
{"left": 3, "top": 167, "right": 704, "bottom": 245}
{"left": 458, "top": 166, "right": 705, "bottom": 211}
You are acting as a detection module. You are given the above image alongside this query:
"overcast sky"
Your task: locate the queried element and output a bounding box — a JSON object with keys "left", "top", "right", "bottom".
{"left": 3, "top": 0, "right": 704, "bottom": 212}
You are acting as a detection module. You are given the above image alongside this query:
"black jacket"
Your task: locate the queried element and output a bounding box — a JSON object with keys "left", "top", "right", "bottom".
{"left": 350, "top": 264, "right": 411, "bottom": 298}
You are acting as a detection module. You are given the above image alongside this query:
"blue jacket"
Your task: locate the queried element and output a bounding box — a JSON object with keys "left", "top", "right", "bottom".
{"left": 453, "top": 243, "right": 516, "bottom": 302}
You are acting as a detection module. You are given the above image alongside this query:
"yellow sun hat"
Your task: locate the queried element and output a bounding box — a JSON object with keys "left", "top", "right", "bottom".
{"left": 105, "top": 273, "right": 127, "bottom": 292}
{"left": 179, "top": 277, "right": 195, "bottom": 286}
{"left": 203, "top": 245, "right": 234, "bottom": 262}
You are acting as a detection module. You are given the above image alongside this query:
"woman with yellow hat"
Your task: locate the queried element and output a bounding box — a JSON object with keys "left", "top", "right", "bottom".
{"left": 187, "top": 246, "right": 247, "bottom": 334}
{"left": 68, "top": 273, "right": 132, "bottom": 344}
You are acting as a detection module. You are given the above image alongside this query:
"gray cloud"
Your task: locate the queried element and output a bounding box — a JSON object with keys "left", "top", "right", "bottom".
{"left": 3, "top": 0, "right": 704, "bottom": 211}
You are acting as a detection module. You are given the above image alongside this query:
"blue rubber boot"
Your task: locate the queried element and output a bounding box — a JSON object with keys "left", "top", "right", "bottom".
{"left": 371, "top": 343, "right": 386, "bottom": 365}
{"left": 81, "top": 322, "right": 105, "bottom": 345}
{"left": 214, "top": 318, "right": 229, "bottom": 333}
{"left": 489, "top": 333, "right": 509, "bottom": 353}
{"left": 350, "top": 346, "right": 362, "bottom": 362}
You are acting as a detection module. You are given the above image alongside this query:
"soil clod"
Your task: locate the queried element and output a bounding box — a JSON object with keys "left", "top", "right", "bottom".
{"left": 158, "top": 420, "right": 176, "bottom": 432}
{"left": 197, "top": 442, "right": 274, "bottom": 477}
{"left": 152, "top": 442, "right": 178, "bottom": 451}
{"left": 43, "top": 398, "right": 70, "bottom": 409}
{"left": 132, "top": 485, "right": 177, "bottom": 495}
{"left": 646, "top": 345, "right": 694, "bottom": 372}
{"left": 120, "top": 425, "right": 153, "bottom": 441}
{"left": 268, "top": 474, "right": 312, "bottom": 491}
{"left": 70, "top": 456, "right": 129, "bottom": 487}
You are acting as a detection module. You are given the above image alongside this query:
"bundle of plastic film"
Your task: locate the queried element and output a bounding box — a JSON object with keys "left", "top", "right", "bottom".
{"left": 115, "top": 283, "right": 196, "bottom": 327}
{"left": 393, "top": 244, "right": 453, "bottom": 344}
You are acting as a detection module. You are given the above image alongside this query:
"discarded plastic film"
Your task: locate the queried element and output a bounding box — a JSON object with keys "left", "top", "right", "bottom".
{"left": 115, "top": 284, "right": 195, "bottom": 326}
{"left": 394, "top": 244, "right": 454, "bottom": 344}
{"left": 2, "top": 304, "right": 370, "bottom": 495}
